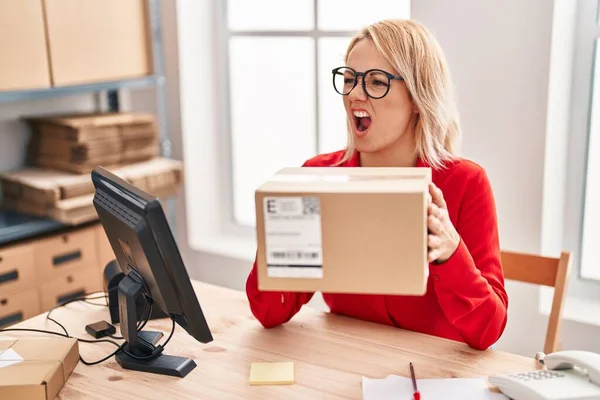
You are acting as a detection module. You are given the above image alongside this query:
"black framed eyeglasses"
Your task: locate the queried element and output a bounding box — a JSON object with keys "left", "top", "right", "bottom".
{"left": 332, "top": 66, "right": 404, "bottom": 99}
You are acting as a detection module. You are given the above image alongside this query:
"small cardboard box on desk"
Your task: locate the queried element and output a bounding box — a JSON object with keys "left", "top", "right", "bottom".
{"left": 0, "top": 337, "right": 79, "bottom": 400}
{"left": 255, "top": 167, "right": 431, "bottom": 295}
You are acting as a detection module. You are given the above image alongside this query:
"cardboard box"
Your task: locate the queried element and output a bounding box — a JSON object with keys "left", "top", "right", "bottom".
{"left": 1, "top": 195, "right": 99, "bottom": 226}
{"left": 33, "top": 225, "right": 97, "bottom": 283}
{"left": 34, "top": 145, "right": 159, "bottom": 174}
{"left": 23, "top": 112, "right": 159, "bottom": 173}
{"left": 29, "top": 135, "right": 158, "bottom": 164}
{"left": 39, "top": 268, "right": 102, "bottom": 311}
{"left": 1, "top": 157, "right": 181, "bottom": 198}
{"left": 25, "top": 112, "right": 157, "bottom": 144}
{"left": 0, "top": 288, "right": 40, "bottom": 328}
{"left": 255, "top": 167, "right": 431, "bottom": 295}
{"left": 43, "top": 0, "right": 152, "bottom": 86}
{"left": 0, "top": 0, "right": 50, "bottom": 91}
{"left": 0, "top": 242, "right": 35, "bottom": 296}
{"left": 0, "top": 337, "right": 79, "bottom": 400}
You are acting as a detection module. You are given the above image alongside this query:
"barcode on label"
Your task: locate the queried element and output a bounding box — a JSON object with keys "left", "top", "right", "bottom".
{"left": 302, "top": 197, "right": 320, "bottom": 215}
{"left": 271, "top": 251, "right": 320, "bottom": 260}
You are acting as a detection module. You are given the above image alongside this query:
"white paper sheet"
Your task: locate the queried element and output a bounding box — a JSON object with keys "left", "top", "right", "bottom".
{"left": 362, "top": 375, "right": 509, "bottom": 400}
{"left": 0, "top": 348, "right": 24, "bottom": 369}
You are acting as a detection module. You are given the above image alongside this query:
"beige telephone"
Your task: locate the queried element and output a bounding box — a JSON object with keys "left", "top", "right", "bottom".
{"left": 489, "top": 351, "right": 600, "bottom": 400}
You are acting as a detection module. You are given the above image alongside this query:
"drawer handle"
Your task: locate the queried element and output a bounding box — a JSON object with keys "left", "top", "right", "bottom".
{"left": 53, "top": 250, "right": 82, "bottom": 267}
{"left": 57, "top": 289, "right": 86, "bottom": 304}
{"left": 0, "top": 270, "right": 18, "bottom": 285}
{"left": 0, "top": 312, "right": 23, "bottom": 328}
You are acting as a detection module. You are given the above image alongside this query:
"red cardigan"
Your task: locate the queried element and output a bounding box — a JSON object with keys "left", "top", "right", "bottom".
{"left": 245, "top": 150, "right": 508, "bottom": 350}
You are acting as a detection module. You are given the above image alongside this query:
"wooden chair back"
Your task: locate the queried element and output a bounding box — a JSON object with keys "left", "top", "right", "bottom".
{"left": 501, "top": 250, "right": 572, "bottom": 354}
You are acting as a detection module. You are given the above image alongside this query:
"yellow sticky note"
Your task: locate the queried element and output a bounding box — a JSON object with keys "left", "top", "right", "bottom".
{"left": 249, "top": 361, "right": 295, "bottom": 385}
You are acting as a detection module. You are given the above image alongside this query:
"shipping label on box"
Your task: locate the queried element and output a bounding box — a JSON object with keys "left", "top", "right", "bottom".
{"left": 263, "top": 196, "right": 323, "bottom": 279}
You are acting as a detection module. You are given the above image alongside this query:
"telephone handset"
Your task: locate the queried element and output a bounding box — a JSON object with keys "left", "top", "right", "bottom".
{"left": 489, "top": 350, "right": 600, "bottom": 400}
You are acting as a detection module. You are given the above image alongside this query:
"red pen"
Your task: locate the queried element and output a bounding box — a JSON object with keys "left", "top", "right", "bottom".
{"left": 410, "top": 362, "right": 421, "bottom": 400}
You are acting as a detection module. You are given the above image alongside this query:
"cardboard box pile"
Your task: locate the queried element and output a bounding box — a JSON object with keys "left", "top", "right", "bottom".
{"left": 0, "top": 157, "right": 183, "bottom": 225}
{"left": 255, "top": 167, "right": 431, "bottom": 295}
{"left": 0, "top": 337, "right": 79, "bottom": 400}
{"left": 25, "top": 112, "right": 159, "bottom": 173}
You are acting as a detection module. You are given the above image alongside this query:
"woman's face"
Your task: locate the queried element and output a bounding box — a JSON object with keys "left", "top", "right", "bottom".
{"left": 343, "top": 39, "right": 417, "bottom": 154}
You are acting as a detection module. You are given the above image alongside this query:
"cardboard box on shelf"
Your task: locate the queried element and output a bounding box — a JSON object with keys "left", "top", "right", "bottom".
{"left": 25, "top": 112, "right": 157, "bottom": 143}
{"left": 29, "top": 135, "right": 158, "bottom": 163}
{"left": 43, "top": 0, "right": 152, "bottom": 86}
{"left": 0, "top": 337, "right": 79, "bottom": 400}
{"left": 0, "top": 157, "right": 183, "bottom": 225}
{"left": 23, "top": 112, "right": 159, "bottom": 173}
{"left": 0, "top": 288, "right": 40, "bottom": 328}
{"left": 0, "top": 242, "right": 36, "bottom": 296}
{"left": 255, "top": 167, "right": 431, "bottom": 296}
{"left": 0, "top": 0, "right": 50, "bottom": 91}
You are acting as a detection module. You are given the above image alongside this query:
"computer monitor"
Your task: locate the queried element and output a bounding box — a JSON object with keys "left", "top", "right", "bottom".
{"left": 91, "top": 166, "right": 213, "bottom": 378}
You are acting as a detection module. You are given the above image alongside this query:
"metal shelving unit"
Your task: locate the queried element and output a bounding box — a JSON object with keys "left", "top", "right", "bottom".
{"left": 0, "top": 0, "right": 170, "bottom": 247}
{"left": 0, "top": 76, "right": 164, "bottom": 104}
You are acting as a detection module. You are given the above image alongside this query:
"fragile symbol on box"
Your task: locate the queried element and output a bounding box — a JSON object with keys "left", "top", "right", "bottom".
{"left": 263, "top": 196, "right": 323, "bottom": 279}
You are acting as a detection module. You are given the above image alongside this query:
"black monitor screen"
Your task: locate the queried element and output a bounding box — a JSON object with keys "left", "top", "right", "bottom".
{"left": 91, "top": 167, "right": 212, "bottom": 345}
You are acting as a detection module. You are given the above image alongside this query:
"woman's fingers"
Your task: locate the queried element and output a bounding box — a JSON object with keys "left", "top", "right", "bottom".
{"left": 428, "top": 202, "right": 445, "bottom": 220}
{"left": 428, "top": 234, "right": 441, "bottom": 248}
{"left": 429, "top": 182, "right": 447, "bottom": 209}
{"left": 428, "top": 248, "right": 439, "bottom": 263}
{"left": 428, "top": 214, "right": 443, "bottom": 235}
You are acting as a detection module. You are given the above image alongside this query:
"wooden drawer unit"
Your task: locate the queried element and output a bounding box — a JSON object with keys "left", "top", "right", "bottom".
{"left": 34, "top": 225, "right": 98, "bottom": 283}
{"left": 0, "top": 288, "right": 40, "bottom": 328}
{"left": 0, "top": 242, "right": 35, "bottom": 296}
{"left": 39, "top": 268, "right": 102, "bottom": 311}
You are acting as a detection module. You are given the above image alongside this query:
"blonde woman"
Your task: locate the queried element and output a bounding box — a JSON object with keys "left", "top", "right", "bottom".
{"left": 245, "top": 19, "right": 507, "bottom": 350}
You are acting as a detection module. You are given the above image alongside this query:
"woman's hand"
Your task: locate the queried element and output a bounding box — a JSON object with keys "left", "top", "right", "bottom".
{"left": 427, "top": 182, "right": 460, "bottom": 263}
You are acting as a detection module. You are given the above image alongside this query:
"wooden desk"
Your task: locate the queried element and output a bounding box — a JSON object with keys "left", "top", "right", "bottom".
{"left": 5, "top": 280, "right": 538, "bottom": 399}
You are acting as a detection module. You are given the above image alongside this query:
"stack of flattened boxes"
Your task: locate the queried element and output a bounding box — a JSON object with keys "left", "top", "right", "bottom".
{"left": 0, "top": 223, "right": 116, "bottom": 328}
{"left": 25, "top": 112, "right": 159, "bottom": 174}
{"left": 0, "top": 112, "right": 183, "bottom": 225}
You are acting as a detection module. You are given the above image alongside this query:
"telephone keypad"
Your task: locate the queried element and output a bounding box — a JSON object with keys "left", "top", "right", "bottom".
{"left": 510, "top": 370, "right": 566, "bottom": 382}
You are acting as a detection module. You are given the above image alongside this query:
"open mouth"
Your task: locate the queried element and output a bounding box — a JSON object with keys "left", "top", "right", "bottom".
{"left": 353, "top": 110, "right": 372, "bottom": 133}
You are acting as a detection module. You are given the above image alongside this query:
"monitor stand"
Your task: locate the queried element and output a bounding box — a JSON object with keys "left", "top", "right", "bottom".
{"left": 115, "top": 272, "right": 197, "bottom": 378}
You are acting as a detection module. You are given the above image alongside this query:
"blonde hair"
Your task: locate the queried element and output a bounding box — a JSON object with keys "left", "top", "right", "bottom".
{"left": 338, "top": 19, "right": 460, "bottom": 169}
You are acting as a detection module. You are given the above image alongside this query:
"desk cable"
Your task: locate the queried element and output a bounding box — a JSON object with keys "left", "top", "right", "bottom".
{"left": 0, "top": 292, "right": 176, "bottom": 366}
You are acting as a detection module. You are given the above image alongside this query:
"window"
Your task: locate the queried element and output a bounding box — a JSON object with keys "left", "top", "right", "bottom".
{"left": 580, "top": 38, "right": 600, "bottom": 281}
{"left": 224, "top": 0, "right": 411, "bottom": 228}
{"left": 561, "top": 0, "right": 600, "bottom": 292}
